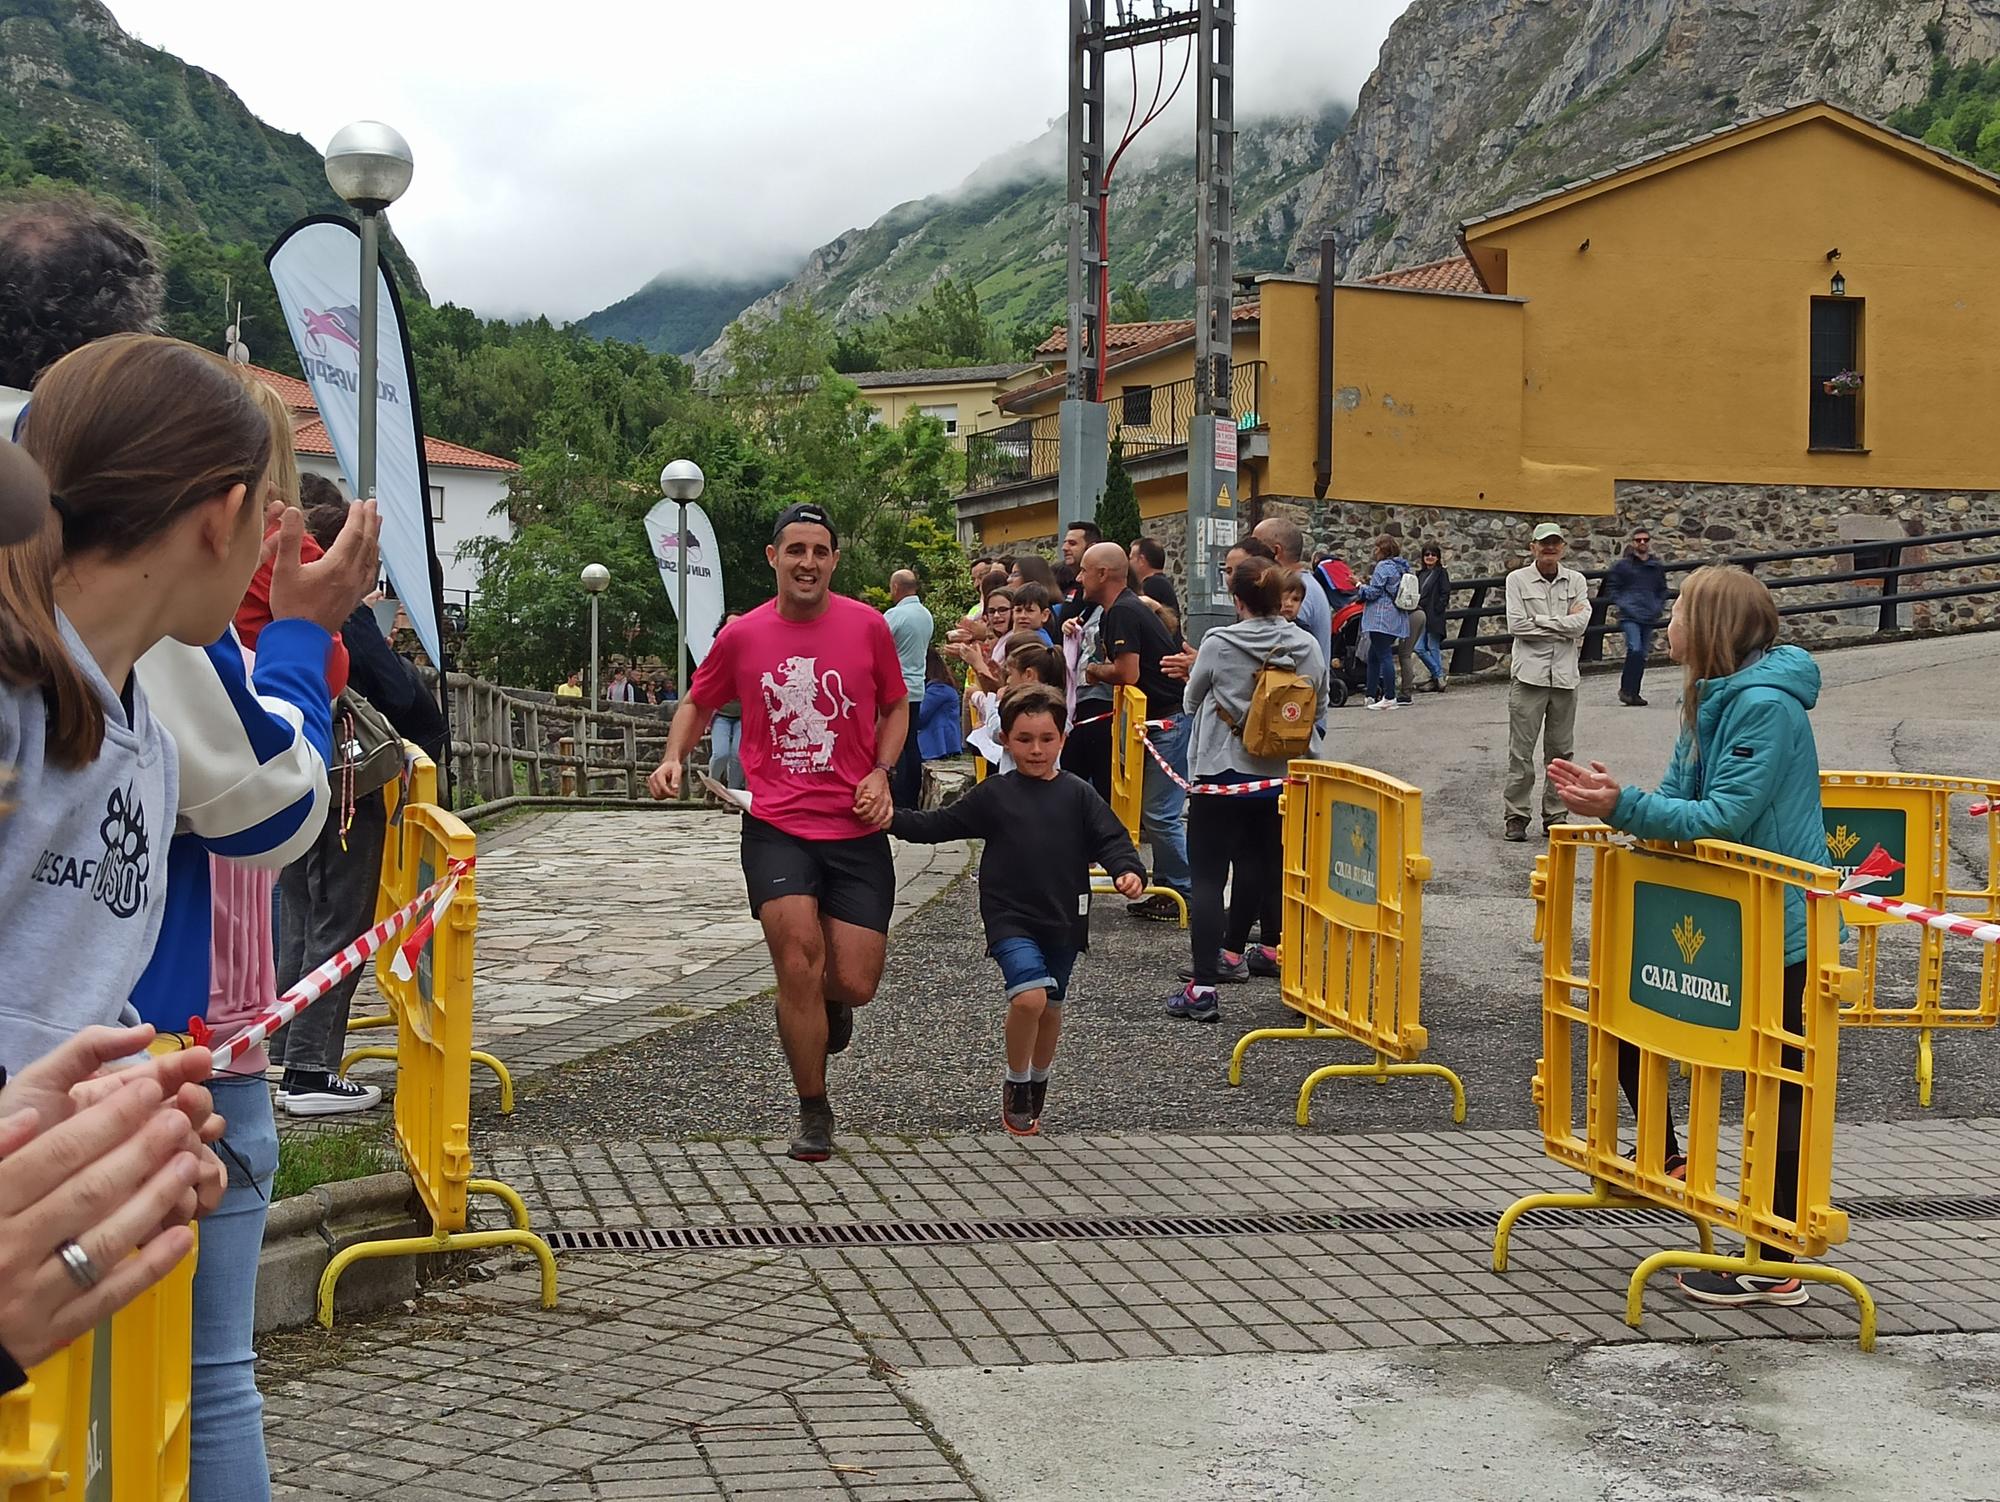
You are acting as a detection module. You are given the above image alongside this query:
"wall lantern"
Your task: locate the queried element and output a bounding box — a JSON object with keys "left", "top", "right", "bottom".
{"left": 1830, "top": 270, "right": 1847, "bottom": 296}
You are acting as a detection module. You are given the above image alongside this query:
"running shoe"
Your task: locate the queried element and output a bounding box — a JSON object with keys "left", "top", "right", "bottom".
{"left": 1176, "top": 951, "right": 1250, "bottom": 984}
{"left": 1002, "top": 1080, "right": 1039, "bottom": 1137}
{"left": 825, "top": 999, "right": 855, "bottom": 1055}
{"left": 1127, "top": 894, "right": 1183, "bottom": 923}
{"left": 281, "top": 1074, "right": 382, "bottom": 1118}
{"left": 1664, "top": 1152, "right": 1688, "bottom": 1182}
{"left": 789, "top": 1098, "right": 836, "bottom": 1163}
{"left": 1677, "top": 1269, "right": 1808, "bottom": 1307}
{"left": 1245, "top": 944, "right": 1280, "bottom": 978}
{"left": 1164, "top": 984, "right": 1221, "bottom": 1024}
{"left": 1029, "top": 1077, "right": 1049, "bottom": 1122}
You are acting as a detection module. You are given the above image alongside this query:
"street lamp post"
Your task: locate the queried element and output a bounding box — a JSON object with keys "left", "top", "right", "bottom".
{"left": 660, "top": 460, "right": 705, "bottom": 802}
{"left": 580, "top": 564, "right": 610, "bottom": 712}
{"left": 324, "top": 121, "right": 415, "bottom": 506}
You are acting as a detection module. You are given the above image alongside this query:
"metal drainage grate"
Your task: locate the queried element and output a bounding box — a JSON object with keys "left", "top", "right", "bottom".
{"left": 540, "top": 1194, "right": 2000, "bottom": 1256}
{"left": 544, "top": 1204, "right": 1690, "bottom": 1256}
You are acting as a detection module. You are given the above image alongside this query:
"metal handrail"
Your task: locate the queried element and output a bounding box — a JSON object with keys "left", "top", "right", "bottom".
{"left": 1424, "top": 525, "right": 2000, "bottom": 675}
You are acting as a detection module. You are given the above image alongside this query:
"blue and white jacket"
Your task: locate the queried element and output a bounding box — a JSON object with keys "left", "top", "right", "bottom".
{"left": 128, "top": 624, "right": 333, "bottom": 1032}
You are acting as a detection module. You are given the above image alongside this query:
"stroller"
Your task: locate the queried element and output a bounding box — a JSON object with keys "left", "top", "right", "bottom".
{"left": 1313, "top": 558, "right": 1367, "bottom": 707}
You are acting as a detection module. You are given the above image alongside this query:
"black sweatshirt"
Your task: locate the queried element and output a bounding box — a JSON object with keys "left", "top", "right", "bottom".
{"left": 892, "top": 770, "right": 1145, "bottom": 954}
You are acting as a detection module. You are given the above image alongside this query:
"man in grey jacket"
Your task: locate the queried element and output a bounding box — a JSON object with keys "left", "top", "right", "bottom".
{"left": 1503, "top": 523, "right": 1591, "bottom": 841}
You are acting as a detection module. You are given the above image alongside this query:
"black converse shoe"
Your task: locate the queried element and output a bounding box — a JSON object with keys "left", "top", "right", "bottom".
{"left": 1002, "top": 1080, "right": 1039, "bottom": 1137}
{"left": 280, "top": 1073, "right": 383, "bottom": 1118}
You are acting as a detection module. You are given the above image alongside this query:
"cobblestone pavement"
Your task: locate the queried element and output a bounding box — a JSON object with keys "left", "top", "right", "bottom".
{"left": 258, "top": 634, "right": 2000, "bottom": 1499}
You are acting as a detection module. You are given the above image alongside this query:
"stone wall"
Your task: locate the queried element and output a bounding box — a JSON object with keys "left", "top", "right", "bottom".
{"left": 1223, "top": 483, "right": 2000, "bottom": 654}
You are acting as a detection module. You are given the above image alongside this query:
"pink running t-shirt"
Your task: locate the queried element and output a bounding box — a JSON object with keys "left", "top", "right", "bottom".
{"left": 690, "top": 595, "right": 908, "bottom": 841}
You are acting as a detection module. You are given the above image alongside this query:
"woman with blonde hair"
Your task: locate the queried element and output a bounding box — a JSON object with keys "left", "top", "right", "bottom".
{"left": 1549, "top": 565, "right": 1829, "bottom": 1310}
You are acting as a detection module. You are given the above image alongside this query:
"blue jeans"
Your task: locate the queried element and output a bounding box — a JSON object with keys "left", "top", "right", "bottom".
{"left": 991, "top": 935, "right": 1080, "bottom": 1004}
{"left": 1140, "top": 716, "right": 1191, "bottom": 896}
{"left": 1620, "top": 620, "right": 1656, "bottom": 699}
{"left": 1415, "top": 628, "right": 1444, "bottom": 683}
{"left": 1365, "top": 632, "right": 1398, "bottom": 701}
{"left": 709, "top": 714, "right": 743, "bottom": 790}
{"left": 191, "top": 1077, "right": 277, "bottom": 1502}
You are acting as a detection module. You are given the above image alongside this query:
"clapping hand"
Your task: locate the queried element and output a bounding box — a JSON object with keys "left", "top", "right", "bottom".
{"left": 1546, "top": 758, "right": 1621, "bottom": 818}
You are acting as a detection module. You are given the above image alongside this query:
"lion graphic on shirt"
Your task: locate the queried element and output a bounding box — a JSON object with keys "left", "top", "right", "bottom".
{"left": 760, "top": 655, "right": 854, "bottom": 773}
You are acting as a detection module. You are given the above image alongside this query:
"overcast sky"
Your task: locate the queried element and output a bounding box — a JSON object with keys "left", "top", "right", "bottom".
{"left": 108, "top": 1, "right": 1411, "bottom": 322}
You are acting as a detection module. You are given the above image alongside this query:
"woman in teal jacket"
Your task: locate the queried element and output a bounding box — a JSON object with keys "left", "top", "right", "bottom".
{"left": 1549, "top": 565, "right": 1827, "bottom": 1311}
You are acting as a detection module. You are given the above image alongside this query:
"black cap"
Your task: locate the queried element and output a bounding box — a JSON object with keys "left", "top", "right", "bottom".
{"left": 771, "top": 502, "right": 838, "bottom": 549}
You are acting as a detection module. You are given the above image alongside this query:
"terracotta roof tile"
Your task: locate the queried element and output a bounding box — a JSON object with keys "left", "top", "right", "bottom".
{"left": 1358, "top": 255, "right": 1487, "bottom": 294}
{"left": 1033, "top": 301, "right": 1260, "bottom": 356}
{"left": 246, "top": 364, "right": 518, "bottom": 473}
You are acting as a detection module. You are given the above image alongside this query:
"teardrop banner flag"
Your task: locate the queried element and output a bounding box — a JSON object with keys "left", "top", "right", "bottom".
{"left": 265, "top": 215, "right": 445, "bottom": 670}
{"left": 644, "top": 499, "right": 725, "bottom": 663}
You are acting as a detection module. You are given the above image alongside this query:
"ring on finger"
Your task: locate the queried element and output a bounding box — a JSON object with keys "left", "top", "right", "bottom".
{"left": 58, "top": 1239, "right": 102, "bottom": 1290}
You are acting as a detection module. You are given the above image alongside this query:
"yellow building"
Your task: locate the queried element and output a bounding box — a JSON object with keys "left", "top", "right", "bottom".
{"left": 849, "top": 363, "right": 1047, "bottom": 445}
{"left": 959, "top": 102, "right": 2000, "bottom": 588}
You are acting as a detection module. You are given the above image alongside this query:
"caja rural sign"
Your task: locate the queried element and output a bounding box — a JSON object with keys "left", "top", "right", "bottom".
{"left": 1823, "top": 809, "right": 1908, "bottom": 899}
{"left": 1329, "top": 800, "right": 1378, "bottom": 906}
{"left": 1628, "top": 881, "right": 1744, "bottom": 1030}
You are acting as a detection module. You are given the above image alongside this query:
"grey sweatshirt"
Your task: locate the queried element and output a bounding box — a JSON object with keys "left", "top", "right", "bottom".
{"left": 1183, "top": 614, "right": 1327, "bottom": 782}
{"left": 0, "top": 609, "right": 177, "bottom": 1070}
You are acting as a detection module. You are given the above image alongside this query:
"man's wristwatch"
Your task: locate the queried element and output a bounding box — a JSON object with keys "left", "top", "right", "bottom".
{"left": 873, "top": 763, "right": 894, "bottom": 778}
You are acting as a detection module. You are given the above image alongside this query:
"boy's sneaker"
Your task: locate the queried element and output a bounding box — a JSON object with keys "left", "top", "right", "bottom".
{"left": 1164, "top": 984, "right": 1220, "bottom": 1023}
{"left": 1028, "top": 1077, "right": 1049, "bottom": 1122}
{"left": 825, "top": 1000, "right": 854, "bottom": 1055}
{"left": 789, "top": 1098, "right": 836, "bottom": 1163}
{"left": 1677, "top": 1269, "right": 1808, "bottom": 1307}
{"left": 281, "top": 1073, "right": 382, "bottom": 1117}
{"left": 1176, "top": 951, "right": 1250, "bottom": 984}
{"left": 1245, "top": 943, "right": 1280, "bottom": 978}
{"left": 1002, "top": 1081, "right": 1039, "bottom": 1137}
{"left": 1127, "top": 894, "right": 1182, "bottom": 923}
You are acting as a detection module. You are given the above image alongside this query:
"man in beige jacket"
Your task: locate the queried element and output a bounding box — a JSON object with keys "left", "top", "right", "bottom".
{"left": 1503, "top": 522, "right": 1591, "bottom": 840}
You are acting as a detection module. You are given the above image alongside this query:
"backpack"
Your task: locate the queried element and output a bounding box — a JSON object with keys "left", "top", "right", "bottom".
{"left": 1393, "top": 565, "right": 1420, "bottom": 612}
{"left": 1228, "top": 652, "right": 1317, "bottom": 760}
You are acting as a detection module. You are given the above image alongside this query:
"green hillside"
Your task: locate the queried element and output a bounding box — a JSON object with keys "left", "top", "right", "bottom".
{"left": 0, "top": 0, "right": 424, "bottom": 375}
{"left": 578, "top": 269, "right": 793, "bottom": 356}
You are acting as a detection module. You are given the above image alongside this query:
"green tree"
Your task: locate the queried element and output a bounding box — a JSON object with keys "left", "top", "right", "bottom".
{"left": 24, "top": 126, "right": 91, "bottom": 185}
{"left": 1095, "top": 436, "right": 1141, "bottom": 548}
{"left": 1110, "top": 281, "right": 1151, "bottom": 323}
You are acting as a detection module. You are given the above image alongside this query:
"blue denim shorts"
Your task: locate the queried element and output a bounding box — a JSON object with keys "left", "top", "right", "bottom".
{"left": 990, "top": 935, "right": 1080, "bottom": 1005}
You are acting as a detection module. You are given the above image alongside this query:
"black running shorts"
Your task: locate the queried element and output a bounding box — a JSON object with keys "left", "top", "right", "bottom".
{"left": 739, "top": 815, "right": 896, "bottom": 933}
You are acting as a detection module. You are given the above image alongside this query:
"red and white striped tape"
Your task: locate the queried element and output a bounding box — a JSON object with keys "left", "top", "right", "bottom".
{"left": 207, "top": 858, "right": 474, "bottom": 1070}
{"left": 1811, "top": 843, "right": 2000, "bottom": 946}
{"left": 1826, "top": 889, "right": 2000, "bottom": 945}
{"left": 1971, "top": 802, "right": 1993, "bottom": 817}
{"left": 1137, "top": 730, "right": 1295, "bottom": 796}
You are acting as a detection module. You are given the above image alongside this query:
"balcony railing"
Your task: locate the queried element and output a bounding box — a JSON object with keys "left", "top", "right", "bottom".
{"left": 963, "top": 361, "right": 1265, "bottom": 497}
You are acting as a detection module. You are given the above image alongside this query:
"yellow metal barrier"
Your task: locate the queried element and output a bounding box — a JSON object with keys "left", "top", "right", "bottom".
{"left": 1088, "top": 686, "right": 1188, "bottom": 927}
{"left": 1227, "top": 762, "right": 1465, "bottom": 1125}
{"left": 1495, "top": 827, "right": 1875, "bottom": 1347}
{"left": 1, "top": 1242, "right": 195, "bottom": 1501}
{"left": 319, "top": 800, "right": 556, "bottom": 1327}
{"left": 342, "top": 750, "right": 515, "bottom": 1113}
{"left": 1821, "top": 770, "right": 2000, "bottom": 1106}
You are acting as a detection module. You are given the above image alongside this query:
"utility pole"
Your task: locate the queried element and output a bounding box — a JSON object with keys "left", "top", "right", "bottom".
{"left": 1183, "top": 0, "right": 1237, "bottom": 644}
{"left": 1063, "top": 1, "right": 1235, "bottom": 640}
{"left": 1060, "top": 0, "right": 1110, "bottom": 530}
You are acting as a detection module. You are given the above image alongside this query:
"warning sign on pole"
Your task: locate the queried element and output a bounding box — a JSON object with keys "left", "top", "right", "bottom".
{"left": 1215, "top": 417, "right": 1238, "bottom": 474}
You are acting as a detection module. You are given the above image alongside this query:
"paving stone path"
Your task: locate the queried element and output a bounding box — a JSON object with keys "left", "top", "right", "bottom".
{"left": 260, "top": 633, "right": 2000, "bottom": 1500}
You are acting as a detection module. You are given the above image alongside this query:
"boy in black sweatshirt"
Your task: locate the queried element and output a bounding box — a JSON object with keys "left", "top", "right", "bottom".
{"left": 892, "top": 684, "right": 1145, "bottom": 1135}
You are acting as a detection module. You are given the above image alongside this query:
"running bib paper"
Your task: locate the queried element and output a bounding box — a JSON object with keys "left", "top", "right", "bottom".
{"left": 701, "top": 773, "right": 753, "bottom": 812}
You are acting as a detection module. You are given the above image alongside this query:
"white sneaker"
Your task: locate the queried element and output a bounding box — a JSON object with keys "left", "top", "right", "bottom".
{"left": 1378, "top": 699, "right": 1399, "bottom": 710}
{"left": 282, "top": 1075, "right": 383, "bottom": 1117}
{"left": 1364, "top": 699, "right": 1383, "bottom": 711}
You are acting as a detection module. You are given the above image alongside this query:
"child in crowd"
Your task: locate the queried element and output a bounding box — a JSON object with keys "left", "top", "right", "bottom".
{"left": 970, "top": 640, "right": 1066, "bottom": 774}
{"left": 1009, "top": 582, "right": 1057, "bottom": 645}
{"left": 953, "top": 587, "right": 1015, "bottom": 690}
{"left": 892, "top": 684, "right": 1144, "bottom": 1135}
{"left": 1279, "top": 569, "right": 1308, "bottom": 624}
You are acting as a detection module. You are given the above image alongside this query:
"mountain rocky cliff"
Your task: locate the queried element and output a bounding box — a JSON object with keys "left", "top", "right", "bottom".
{"left": 681, "top": 0, "right": 2000, "bottom": 367}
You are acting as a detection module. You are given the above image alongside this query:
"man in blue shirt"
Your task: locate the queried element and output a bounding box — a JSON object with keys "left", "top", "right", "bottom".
{"left": 883, "top": 569, "right": 934, "bottom": 808}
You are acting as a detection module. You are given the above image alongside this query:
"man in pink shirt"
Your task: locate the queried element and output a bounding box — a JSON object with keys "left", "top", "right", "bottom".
{"left": 649, "top": 503, "right": 909, "bottom": 1161}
